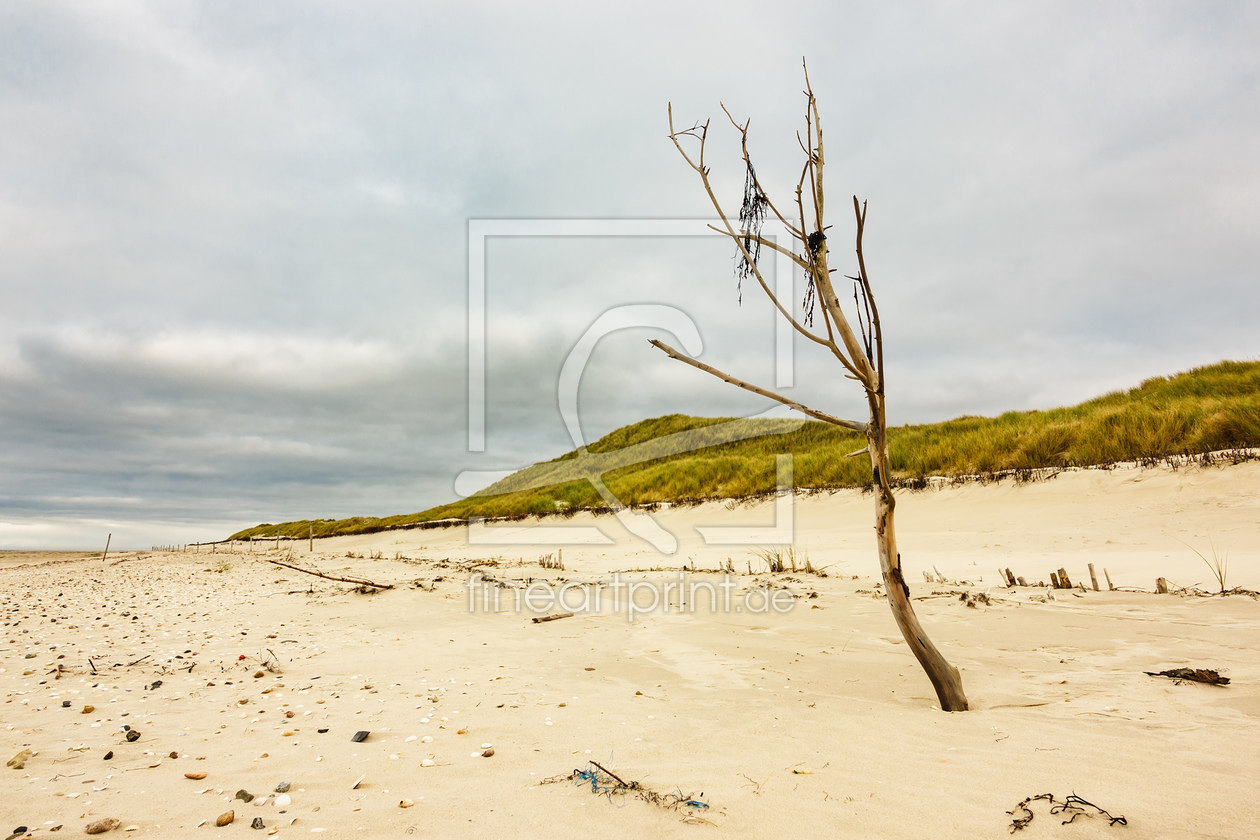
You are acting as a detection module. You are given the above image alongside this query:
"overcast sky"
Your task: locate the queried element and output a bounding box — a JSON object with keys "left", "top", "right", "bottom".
{"left": 2, "top": 1, "right": 1258, "bottom": 549}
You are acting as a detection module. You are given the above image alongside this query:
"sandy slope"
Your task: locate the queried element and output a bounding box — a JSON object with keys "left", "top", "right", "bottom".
{"left": 3, "top": 460, "right": 1258, "bottom": 838}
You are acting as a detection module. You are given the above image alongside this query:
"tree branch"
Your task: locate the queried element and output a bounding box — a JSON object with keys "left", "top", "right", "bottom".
{"left": 649, "top": 339, "right": 867, "bottom": 432}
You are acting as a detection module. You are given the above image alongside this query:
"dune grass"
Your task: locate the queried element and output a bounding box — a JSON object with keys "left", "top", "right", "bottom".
{"left": 230, "top": 360, "right": 1260, "bottom": 540}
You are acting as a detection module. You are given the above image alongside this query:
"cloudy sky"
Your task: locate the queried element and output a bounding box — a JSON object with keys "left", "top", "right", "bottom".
{"left": 2, "top": 1, "right": 1258, "bottom": 549}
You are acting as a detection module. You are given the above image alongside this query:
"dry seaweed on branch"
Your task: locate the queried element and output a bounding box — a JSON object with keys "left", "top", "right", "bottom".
{"left": 1144, "top": 668, "right": 1230, "bottom": 685}
{"left": 1008, "top": 793, "right": 1127, "bottom": 832}
{"left": 542, "top": 761, "right": 709, "bottom": 812}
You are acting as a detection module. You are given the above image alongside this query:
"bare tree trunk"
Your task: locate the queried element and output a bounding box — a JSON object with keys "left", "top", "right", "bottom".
{"left": 662, "top": 62, "right": 969, "bottom": 711}
{"left": 868, "top": 394, "right": 968, "bottom": 710}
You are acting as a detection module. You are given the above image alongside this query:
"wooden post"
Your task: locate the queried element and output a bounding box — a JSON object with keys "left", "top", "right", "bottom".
{"left": 1017, "top": 576, "right": 1027, "bottom": 587}
{"left": 1004, "top": 568, "right": 1016, "bottom": 587}
{"left": 1057, "top": 568, "right": 1072, "bottom": 589}
{"left": 1104, "top": 568, "right": 1115, "bottom": 591}
{"left": 1088, "top": 563, "right": 1100, "bottom": 592}
{"left": 1156, "top": 577, "right": 1168, "bottom": 594}
{"left": 102, "top": 533, "right": 111, "bottom": 561}
{"left": 1050, "top": 571, "right": 1060, "bottom": 589}
{"left": 309, "top": 525, "right": 314, "bottom": 553}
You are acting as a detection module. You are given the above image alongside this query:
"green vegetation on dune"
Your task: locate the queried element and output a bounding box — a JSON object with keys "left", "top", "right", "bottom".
{"left": 229, "top": 360, "right": 1260, "bottom": 540}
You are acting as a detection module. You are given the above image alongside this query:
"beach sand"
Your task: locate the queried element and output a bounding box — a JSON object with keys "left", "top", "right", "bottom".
{"left": 3, "top": 459, "right": 1258, "bottom": 838}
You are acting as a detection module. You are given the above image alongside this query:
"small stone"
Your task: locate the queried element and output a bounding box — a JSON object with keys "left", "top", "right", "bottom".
{"left": 284, "top": 711, "right": 294, "bottom": 719}
{"left": 274, "top": 782, "right": 290, "bottom": 793}
{"left": 317, "top": 728, "right": 328, "bottom": 734}
{"left": 62, "top": 700, "right": 72, "bottom": 708}
{"left": 125, "top": 730, "right": 140, "bottom": 742}
{"left": 281, "top": 731, "right": 294, "bottom": 737}
{"left": 8, "top": 750, "right": 33, "bottom": 770}
{"left": 84, "top": 817, "right": 120, "bottom": 834}
{"left": 481, "top": 748, "right": 495, "bottom": 758}
{"left": 185, "top": 772, "right": 207, "bottom": 780}
{"left": 398, "top": 799, "right": 414, "bottom": 808}
{"left": 216, "top": 811, "right": 234, "bottom": 827}
{"left": 82, "top": 705, "right": 95, "bottom": 714}
{"left": 421, "top": 758, "right": 435, "bottom": 767}
{"left": 351, "top": 731, "right": 369, "bottom": 743}
{"left": 273, "top": 794, "right": 291, "bottom": 808}
{"left": 169, "top": 751, "right": 178, "bottom": 759}
{"left": 254, "top": 671, "right": 265, "bottom": 679}
{"left": 251, "top": 817, "right": 264, "bottom": 829}
{"left": 236, "top": 789, "right": 255, "bottom": 803}
{"left": 10, "top": 826, "right": 28, "bottom": 836}
{"left": 149, "top": 680, "right": 162, "bottom": 690}
{"left": 103, "top": 751, "right": 114, "bottom": 761}
{"left": 23, "top": 653, "right": 35, "bottom": 658}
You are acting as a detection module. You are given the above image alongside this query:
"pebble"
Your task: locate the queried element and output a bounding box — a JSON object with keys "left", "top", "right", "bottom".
{"left": 421, "top": 759, "right": 435, "bottom": 768}
{"left": 351, "top": 731, "right": 369, "bottom": 743}
{"left": 82, "top": 705, "right": 95, "bottom": 714}
{"left": 185, "top": 772, "right": 207, "bottom": 780}
{"left": 84, "top": 818, "right": 120, "bottom": 834}
{"left": 61, "top": 700, "right": 71, "bottom": 708}
{"left": 273, "top": 794, "right": 291, "bottom": 808}
{"left": 275, "top": 782, "right": 290, "bottom": 793}
{"left": 125, "top": 730, "right": 141, "bottom": 742}
{"left": 251, "top": 817, "right": 264, "bottom": 829}
{"left": 169, "top": 751, "right": 178, "bottom": 759}
{"left": 236, "top": 789, "right": 255, "bottom": 803}
{"left": 103, "top": 751, "right": 114, "bottom": 761}
{"left": 481, "top": 748, "right": 495, "bottom": 758}
{"left": 216, "top": 811, "right": 235, "bottom": 827}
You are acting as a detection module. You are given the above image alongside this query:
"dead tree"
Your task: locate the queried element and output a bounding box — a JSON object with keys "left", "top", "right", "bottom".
{"left": 655, "top": 64, "right": 969, "bottom": 711}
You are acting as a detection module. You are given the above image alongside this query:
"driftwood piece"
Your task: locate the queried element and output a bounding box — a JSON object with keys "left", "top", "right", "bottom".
{"left": 531, "top": 612, "right": 575, "bottom": 624}
{"left": 1088, "top": 563, "right": 1099, "bottom": 591}
{"left": 1057, "top": 568, "right": 1073, "bottom": 589}
{"left": 1145, "top": 668, "right": 1229, "bottom": 685}
{"left": 263, "top": 558, "right": 394, "bottom": 590}
{"left": 1156, "top": 577, "right": 1169, "bottom": 594}
{"left": 1104, "top": 568, "right": 1115, "bottom": 591}
{"left": 1016, "top": 576, "right": 1028, "bottom": 587}
{"left": 1050, "top": 571, "right": 1060, "bottom": 589}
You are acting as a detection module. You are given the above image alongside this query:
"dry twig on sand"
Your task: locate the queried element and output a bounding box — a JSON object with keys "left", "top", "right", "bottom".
{"left": 263, "top": 557, "right": 393, "bottom": 590}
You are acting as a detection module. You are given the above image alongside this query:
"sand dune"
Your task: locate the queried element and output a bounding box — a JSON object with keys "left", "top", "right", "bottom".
{"left": 3, "top": 459, "right": 1258, "bottom": 838}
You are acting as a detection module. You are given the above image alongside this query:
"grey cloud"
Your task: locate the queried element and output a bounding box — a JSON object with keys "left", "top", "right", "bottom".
{"left": 2, "top": 1, "right": 1258, "bottom": 547}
